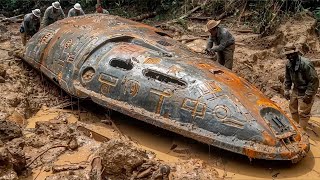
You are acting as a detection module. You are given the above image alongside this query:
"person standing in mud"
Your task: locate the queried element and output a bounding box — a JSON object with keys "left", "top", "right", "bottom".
{"left": 42, "top": 1, "right": 65, "bottom": 27}
{"left": 68, "top": 3, "right": 85, "bottom": 17}
{"left": 283, "top": 44, "right": 319, "bottom": 130}
{"left": 204, "top": 19, "right": 235, "bottom": 70}
{"left": 20, "top": 9, "right": 41, "bottom": 46}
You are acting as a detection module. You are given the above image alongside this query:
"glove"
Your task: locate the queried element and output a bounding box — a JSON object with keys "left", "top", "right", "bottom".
{"left": 205, "top": 48, "right": 215, "bottom": 56}
{"left": 284, "top": 90, "right": 290, "bottom": 100}
{"left": 204, "top": 48, "right": 210, "bottom": 55}
{"left": 303, "top": 95, "right": 313, "bottom": 104}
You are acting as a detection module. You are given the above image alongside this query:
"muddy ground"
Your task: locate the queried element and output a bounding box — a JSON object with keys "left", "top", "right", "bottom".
{"left": 0, "top": 12, "right": 320, "bottom": 179}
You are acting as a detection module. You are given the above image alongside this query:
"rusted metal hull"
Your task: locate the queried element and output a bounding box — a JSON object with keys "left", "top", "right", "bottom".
{"left": 23, "top": 14, "right": 309, "bottom": 162}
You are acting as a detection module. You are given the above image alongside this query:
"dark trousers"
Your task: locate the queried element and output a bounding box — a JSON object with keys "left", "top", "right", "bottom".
{"left": 216, "top": 43, "right": 235, "bottom": 70}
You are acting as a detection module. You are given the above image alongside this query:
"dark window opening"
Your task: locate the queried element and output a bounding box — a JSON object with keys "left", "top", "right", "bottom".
{"left": 155, "top": 31, "right": 172, "bottom": 38}
{"left": 143, "top": 69, "right": 187, "bottom": 88}
{"left": 209, "top": 69, "right": 224, "bottom": 75}
{"left": 52, "top": 77, "right": 59, "bottom": 85}
{"left": 109, "top": 36, "right": 134, "bottom": 43}
{"left": 157, "top": 40, "right": 172, "bottom": 46}
{"left": 282, "top": 136, "right": 296, "bottom": 145}
{"left": 110, "top": 58, "right": 133, "bottom": 70}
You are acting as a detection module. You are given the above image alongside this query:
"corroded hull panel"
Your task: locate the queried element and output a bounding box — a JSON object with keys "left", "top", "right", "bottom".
{"left": 23, "top": 14, "right": 309, "bottom": 162}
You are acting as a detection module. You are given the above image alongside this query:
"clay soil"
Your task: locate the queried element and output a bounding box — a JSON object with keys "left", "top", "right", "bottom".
{"left": 0, "top": 12, "right": 320, "bottom": 180}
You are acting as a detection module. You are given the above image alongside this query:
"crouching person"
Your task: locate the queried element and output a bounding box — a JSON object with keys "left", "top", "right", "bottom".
{"left": 68, "top": 3, "right": 85, "bottom": 17}
{"left": 20, "top": 9, "right": 41, "bottom": 46}
{"left": 42, "top": 1, "right": 65, "bottom": 27}
{"left": 95, "top": 4, "right": 109, "bottom": 14}
{"left": 204, "top": 19, "right": 235, "bottom": 70}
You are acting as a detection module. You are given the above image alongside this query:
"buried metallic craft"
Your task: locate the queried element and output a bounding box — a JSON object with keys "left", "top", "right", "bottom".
{"left": 20, "top": 14, "right": 309, "bottom": 163}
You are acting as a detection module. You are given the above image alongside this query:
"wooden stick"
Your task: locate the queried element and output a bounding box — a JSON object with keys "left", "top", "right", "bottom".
{"left": 189, "top": 16, "right": 212, "bottom": 20}
{"left": 260, "top": 1, "right": 285, "bottom": 36}
{"left": 136, "top": 167, "right": 152, "bottom": 178}
{"left": 0, "top": 14, "right": 24, "bottom": 23}
{"left": 155, "top": 5, "right": 201, "bottom": 27}
{"left": 157, "top": 24, "right": 184, "bottom": 33}
{"left": 52, "top": 164, "right": 87, "bottom": 173}
{"left": 169, "top": 6, "right": 201, "bottom": 24}
{"left": 217, "top": 0, "right": 238, "bottom": 20}
{"left": 176, "top": 36, "right": 246, "bottom": 46}
{"left": 50, "top": 101, "right": 77, "bottom": 109}
{"left": 26, "top": 145, "right": 68, "bottom": 167}
{"left": 236, "top": 29, "right": 254, "bottom": 33}
{"left": 237, "top": 0, "right": 248, "bottom": 25}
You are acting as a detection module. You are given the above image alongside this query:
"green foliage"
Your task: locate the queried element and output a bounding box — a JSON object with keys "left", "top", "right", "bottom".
{"left": 203, "top": 0, "right": 225, "bottom": 16}
{"left": 1, "top": 0, "right": 19, "bottom": 11}
{"left": 0, "top": 0, "right": 35, "bottom": 15}
{"left": 246, "top": 0, "right": 304, "bottom": 36}
{"left": 314, "top": 7, "right": 320, "bottom": 21}
{"left": 78, "top": 0, "right": 96, "bottom": 8}
{"left": 313, "top": 7, "right": 320, "bottom": 36}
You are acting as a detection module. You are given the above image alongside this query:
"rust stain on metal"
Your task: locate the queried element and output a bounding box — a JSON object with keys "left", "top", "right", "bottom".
{"left": 143, "top": 57, "right": 161, "bottom": 64}
{"left": 243, "top": 148, "right": 258, "bottom": 159}
{"left": 262, "top": 130, "right": 276, "bottom": 146}
{"left": 22, "top": 14, "right": 309, "bottom": 163}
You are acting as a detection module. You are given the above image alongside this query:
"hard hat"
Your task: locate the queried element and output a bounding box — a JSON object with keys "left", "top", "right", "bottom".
{"left": 74, "top": 3, "right": 82, "bottom": 10}
{"left": 52, "top": 1, "right": 61, "bottom": 9}
{"left": 32, "top": 9, "right": 41, "bottom": 18}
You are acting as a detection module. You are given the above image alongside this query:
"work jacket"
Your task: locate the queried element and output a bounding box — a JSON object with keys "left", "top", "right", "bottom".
{"left": 68, "top": 8, "right": 85, "bottom": 17}
{"left": 206, "top": 26, "right": 235, "bottom": 52}
{"left": 285, "top": 56, "right": 319, "bottom": 96}
{"left": 21, "top": 13, "right": 40, "bottom": 36}
{"left": 42, "top": 6, "right": 65, "bottom": 27}
{"left": 95, "top": 8, "right": 109, "bottom": 14}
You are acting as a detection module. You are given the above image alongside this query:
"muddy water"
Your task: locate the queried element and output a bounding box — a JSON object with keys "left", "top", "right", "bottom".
{"left": 111, "top": 111, "right": 320, "bottom": 179}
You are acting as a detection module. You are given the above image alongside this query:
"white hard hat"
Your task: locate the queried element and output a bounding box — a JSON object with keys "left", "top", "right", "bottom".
{"left": 74, "top": 3, "right": 82, "bottom": 10}
{"left": 52, "top": 1, "right": 61, "bottom": 9}
{"left": 32, "top": 9, "right": 41, "bottom": 18}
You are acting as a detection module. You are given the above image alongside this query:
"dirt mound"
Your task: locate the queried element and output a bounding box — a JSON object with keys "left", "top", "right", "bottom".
{"left": 0, "top": 23, "right": 70, "bottom": 120}
{"left": 0, "top": 137, "right": 26, "bottom": 180}
{"left": 277, "top": 13, "right": 319, "bottom": 54}
{"left": 234, "top": 12, "right": 320, "bottom": 103}
{"left": 45, "top": 172, "right": 88, "bottom": 180}
{"left": 0, "top": 120, "right": 22, "bottom": 143}
{"left": 35, "top": 120, "right": 76, "bottom": 141}
{"left": 0, "top": 58, "right": 70, "bottom": 120}
{"left": 5, "top": 138, "right": 26, "bottom": 173}
{"left": 0, "top": 145, "right": 19, "bottom": 180}
{"left": 171, "top": 159, "right": 219, "bottom": 179}
{"left": 97, "top": 139, "right": 164, "bottom": 179}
